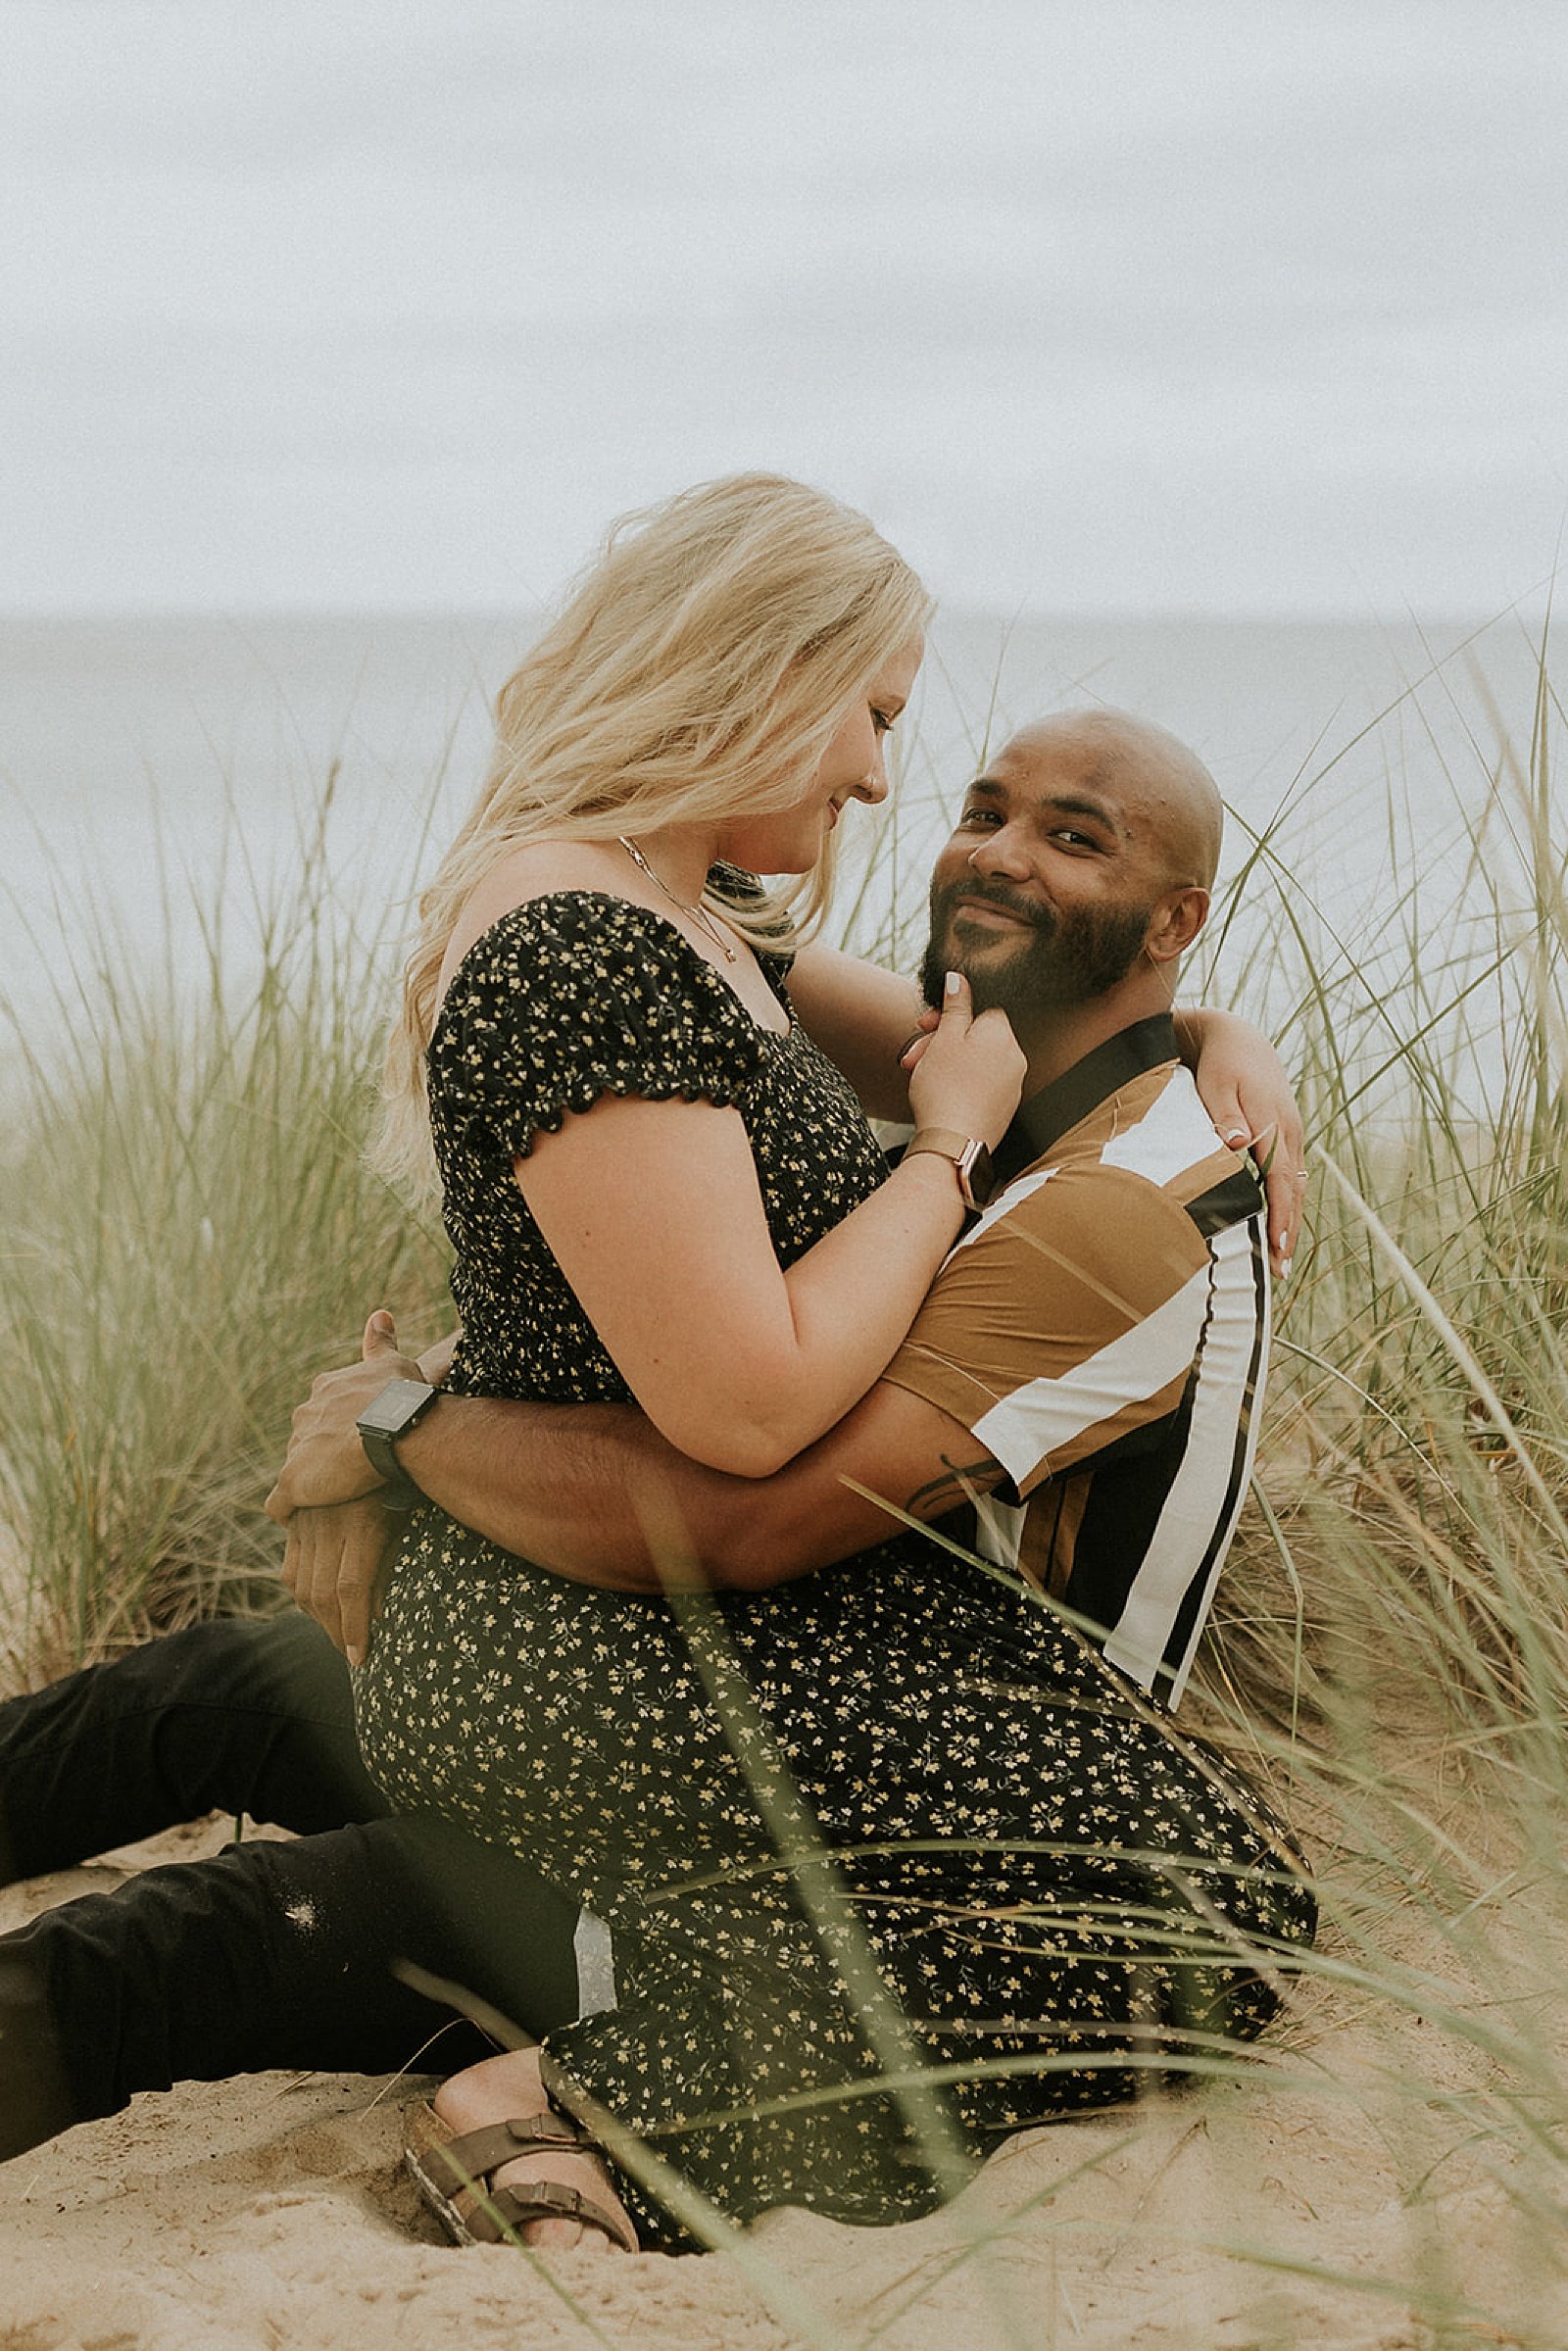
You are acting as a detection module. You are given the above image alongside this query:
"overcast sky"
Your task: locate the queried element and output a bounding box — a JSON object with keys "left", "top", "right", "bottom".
{"left": 3, "top": 0, "right": 1564, "bottom": 615}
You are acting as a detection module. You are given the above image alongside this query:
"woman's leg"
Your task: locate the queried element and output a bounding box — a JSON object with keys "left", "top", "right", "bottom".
{"left": 524, "top": 1677, "right": 1316, "bottom": 2248}
{"left": 425, "top": 2046, "right": 636, "bottom": 2253}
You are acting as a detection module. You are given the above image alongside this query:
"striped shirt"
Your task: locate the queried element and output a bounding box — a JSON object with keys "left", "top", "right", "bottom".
{"left": 882, "top": 1014, "right": 1270, "bottom": 1708}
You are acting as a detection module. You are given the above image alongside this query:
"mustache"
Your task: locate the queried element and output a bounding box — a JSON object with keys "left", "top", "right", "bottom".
{"left": 934, "top": 876, "right": 1054, "bottom": 933}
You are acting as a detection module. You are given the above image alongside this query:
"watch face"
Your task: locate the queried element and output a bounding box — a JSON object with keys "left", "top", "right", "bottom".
{"left": 360, "top": 1377, "right": 436, "bottom": 1438}
{"left": 958, "top": 1141, "right": 995, "bottom": 1210}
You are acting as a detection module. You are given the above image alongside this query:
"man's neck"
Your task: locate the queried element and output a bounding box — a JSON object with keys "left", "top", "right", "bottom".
{"left": 991, "top": 1001, "right": 1181, "bottom": 1189}
{"left": 1012, "top": 975, "right": 1175, "bottom": 1098}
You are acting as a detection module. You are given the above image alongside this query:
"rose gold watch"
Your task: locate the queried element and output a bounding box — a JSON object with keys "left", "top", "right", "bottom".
{"left": 904, "top": 1127, "right": 995, "bottom": 1211}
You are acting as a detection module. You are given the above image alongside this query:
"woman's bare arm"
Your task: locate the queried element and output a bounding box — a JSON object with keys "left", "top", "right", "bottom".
{"left": 1173, "top": 1006, "right": 1305, "bottom": 1273}
{"left": 514, "top": 973, "right": 1022, "bottom": 1477}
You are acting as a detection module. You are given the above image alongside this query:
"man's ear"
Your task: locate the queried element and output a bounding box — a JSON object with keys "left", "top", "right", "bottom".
{"left": 1145, "top": 886, "right": 1208, "bottom": 964}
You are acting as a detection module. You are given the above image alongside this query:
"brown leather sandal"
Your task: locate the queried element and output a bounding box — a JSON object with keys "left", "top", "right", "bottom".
{"left": 404, "top": 2099, "right": 639, "bottom": 2254}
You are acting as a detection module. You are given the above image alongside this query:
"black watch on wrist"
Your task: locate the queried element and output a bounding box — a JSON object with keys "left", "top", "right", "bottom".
{"left": 356, "top": 1377, "right": 439, "bottom": 1511}
{"left": 904, "top": 1127, "right": 996, "bottom": 1211}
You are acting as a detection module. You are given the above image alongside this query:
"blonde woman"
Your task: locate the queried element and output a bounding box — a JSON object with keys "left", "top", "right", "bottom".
{"left": 375, "top": 477, "right": 1022, "bottom": 1482}
{"left": 347, "top": 476, "right": 1305, "bottom": 2254}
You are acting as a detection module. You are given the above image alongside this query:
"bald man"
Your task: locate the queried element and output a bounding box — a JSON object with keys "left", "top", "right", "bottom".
{"left": 922, "top": 710, "right": 1224, "bottom": 1024}
{"left": 1, "top": 710, "right": 1308, "bottom": 2162}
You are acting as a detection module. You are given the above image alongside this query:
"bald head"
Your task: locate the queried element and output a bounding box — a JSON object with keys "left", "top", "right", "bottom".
{"left": 921, "top": 705, "right": 1224, "bottom": 1067}
{"left": 1002, "top": 709, "right": 1223, "bottom": 891}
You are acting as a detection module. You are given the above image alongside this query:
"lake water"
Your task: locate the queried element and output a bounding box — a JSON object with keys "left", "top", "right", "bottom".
{"left": 2, "top": 606, "right": 1557, "bottom": 1099}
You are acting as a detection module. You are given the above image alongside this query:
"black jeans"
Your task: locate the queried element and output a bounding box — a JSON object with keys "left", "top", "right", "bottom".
{"left": 0, "top": 1614, "right": 582, "bottom": 2161}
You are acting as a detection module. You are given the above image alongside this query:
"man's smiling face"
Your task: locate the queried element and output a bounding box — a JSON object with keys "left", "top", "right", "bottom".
{"left": 918, "top": 720, "right": 1186, "bottom": 1021}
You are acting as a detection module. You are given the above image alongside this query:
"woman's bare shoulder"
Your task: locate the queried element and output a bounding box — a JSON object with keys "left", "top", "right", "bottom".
{"left": 440, "top": 841, "right": 629, "bottom": 994}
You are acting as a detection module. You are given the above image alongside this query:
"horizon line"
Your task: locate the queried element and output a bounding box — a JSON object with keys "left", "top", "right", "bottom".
{"left": 0, "top": 598, "right": 1548, "bottom": 632}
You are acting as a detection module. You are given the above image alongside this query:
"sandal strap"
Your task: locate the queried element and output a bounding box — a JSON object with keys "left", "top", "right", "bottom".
{"left": 466, "top": 2179, "right": 637, "bottom": 2253}
{"left": 428, "top": 2111, "right": 593, "bottom": 2189}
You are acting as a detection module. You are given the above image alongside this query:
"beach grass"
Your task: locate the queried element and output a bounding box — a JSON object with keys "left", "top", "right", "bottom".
{"left": 1, "top": 633, "right": 1565, "bottom": 2345}
{"left": 0, "top": 786, "right": 454, "bottom": 1683}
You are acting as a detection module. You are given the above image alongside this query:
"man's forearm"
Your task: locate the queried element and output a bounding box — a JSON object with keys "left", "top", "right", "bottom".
{"left": 393, "top": 1395, "right": 777, "bottom": 1592}
{"left": 272, "top": 1324, "right": 980, "bottom": 1594}
{"left": 267, "top": 1326, "right": 792, "bottom": 1587}
{"left": 392, "top": 1389, "right": 922, "bottom": 1593}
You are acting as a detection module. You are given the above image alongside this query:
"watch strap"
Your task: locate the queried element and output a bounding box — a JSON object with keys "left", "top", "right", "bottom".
{"left": 904, "top": 1128, "right": 995, "bottom": 1211}
{"left": 357, "top": 1378, "right": 439, "bottom": 1510}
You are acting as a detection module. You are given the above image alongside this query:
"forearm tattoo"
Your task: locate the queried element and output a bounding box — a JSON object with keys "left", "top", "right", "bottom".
{"left": 905, "top": 1452, "right": 1002, "bottom": 1520}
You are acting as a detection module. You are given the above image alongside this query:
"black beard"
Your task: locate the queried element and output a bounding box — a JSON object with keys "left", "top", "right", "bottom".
{"left": 918, "top": 877, "right": 1153, "bottom": 1018}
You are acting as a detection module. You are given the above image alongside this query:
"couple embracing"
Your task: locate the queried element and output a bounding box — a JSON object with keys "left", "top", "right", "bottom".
{"left": 1, "top": 473, "right": 1315, "bottom": 2256}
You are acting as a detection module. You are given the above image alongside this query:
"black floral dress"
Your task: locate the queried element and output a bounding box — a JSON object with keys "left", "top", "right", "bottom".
{"left": 356, "top": 892, "right": 1315, "bottom": 2251}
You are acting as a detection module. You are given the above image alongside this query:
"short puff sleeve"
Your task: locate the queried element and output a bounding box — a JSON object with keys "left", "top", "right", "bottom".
{"left": 427, "top": 893, "right": 775, "bottom": 1163}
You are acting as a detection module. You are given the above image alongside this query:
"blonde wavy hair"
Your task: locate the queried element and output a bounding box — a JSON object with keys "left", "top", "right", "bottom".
{"left": 378, "top": 472, "right": 932, "bottom": 1194}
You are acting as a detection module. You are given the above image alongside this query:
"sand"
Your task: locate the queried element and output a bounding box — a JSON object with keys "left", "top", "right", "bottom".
{"left": 0, "top": 1822, "right": 1559, "bottom": 2351}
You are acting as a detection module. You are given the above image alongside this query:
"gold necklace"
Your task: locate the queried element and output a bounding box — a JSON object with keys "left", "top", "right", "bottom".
{"left": 617, "top": 835, "right": 738, "bottom": 963}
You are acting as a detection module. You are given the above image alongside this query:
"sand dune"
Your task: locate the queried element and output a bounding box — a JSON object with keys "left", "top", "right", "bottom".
{"left": 0, "top": 1828, "right": 1554, "bottom": 2351}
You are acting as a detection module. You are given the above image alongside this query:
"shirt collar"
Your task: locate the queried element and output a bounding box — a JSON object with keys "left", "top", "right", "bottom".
{"left": 991, "top": 1013, "right": 1180, "bottom": 1188}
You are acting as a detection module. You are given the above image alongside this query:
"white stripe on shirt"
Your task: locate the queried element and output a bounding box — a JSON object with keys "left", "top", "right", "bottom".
{"left": 971, "top": 1263, "right": 1212, "bottom": 1488}
{"left": 1102, "top": 1219, "right": 1269, "bottom": 1703}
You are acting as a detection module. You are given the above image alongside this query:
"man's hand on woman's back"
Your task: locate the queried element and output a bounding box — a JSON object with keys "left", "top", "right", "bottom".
{"left": 268, "top": 1310, "right": 434, "bottom": 1665}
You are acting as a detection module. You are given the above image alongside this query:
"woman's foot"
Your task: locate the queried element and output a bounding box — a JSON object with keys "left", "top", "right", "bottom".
{"left": 421, "top": 2047, "right": 636, "bottom": 2255}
